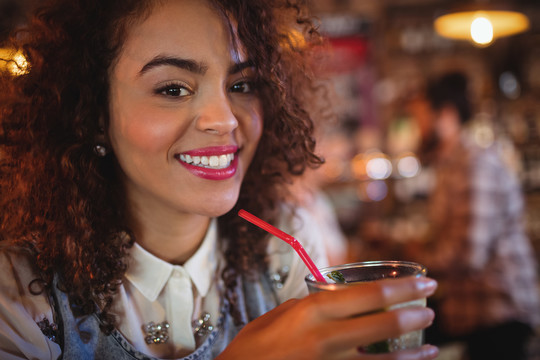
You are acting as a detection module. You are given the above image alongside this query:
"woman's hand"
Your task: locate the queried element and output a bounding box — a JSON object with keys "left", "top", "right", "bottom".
{"left": 217, "top": 277, "right": 438, "bottom": 360}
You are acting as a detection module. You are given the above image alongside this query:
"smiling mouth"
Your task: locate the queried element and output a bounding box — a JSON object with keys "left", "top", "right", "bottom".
{"left": 177, "top": 153, "right": 235, "bottom": 169}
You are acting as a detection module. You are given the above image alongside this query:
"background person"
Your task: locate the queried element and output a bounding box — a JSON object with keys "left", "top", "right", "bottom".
{"left": 406, "top": 71, "right": 540, "bottom": 360}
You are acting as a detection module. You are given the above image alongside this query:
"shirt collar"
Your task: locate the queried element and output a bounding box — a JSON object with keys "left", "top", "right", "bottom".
{"left": 184, "top": 218, "right": 219, "bottom": 297}
{"left": 125, "top": 219, "right": 219, "bottom": 301}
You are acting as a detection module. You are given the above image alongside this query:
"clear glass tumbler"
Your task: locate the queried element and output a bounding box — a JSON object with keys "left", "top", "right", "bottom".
{"left": 305, "top": 260, "right": 427, "bottom": 353}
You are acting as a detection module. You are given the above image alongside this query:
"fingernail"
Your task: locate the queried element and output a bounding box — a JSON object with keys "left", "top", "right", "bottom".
{"left": 422, "top": 344, "right": 439, "bottom": 358}
{"left": 416, "top": 278, "right": 437, "bottom": 295}
{"left": 426, "top": 308, "right": 435, "bottom": 324}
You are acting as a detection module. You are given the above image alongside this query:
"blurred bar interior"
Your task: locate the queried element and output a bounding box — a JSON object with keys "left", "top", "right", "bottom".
{"left": 302, "top": 0, "right": 540, "bottom": 262}
{"left": 1, "top": 0, "right": 540, "bottom": 357}
{"left": 305, "top": 1, "right": 540, "bottom": 357}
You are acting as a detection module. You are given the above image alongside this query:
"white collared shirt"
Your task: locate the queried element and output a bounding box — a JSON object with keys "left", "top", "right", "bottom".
{"left": 115, "top": 220, "right": 222, "bottom": 358}
{"left": 0, "top": 207, "right": 329, "bottom": 359}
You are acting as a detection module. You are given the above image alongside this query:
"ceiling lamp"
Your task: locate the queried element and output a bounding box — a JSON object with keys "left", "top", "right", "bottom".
{"left": 434, "top": 5, "right": 530, "bottom": 46}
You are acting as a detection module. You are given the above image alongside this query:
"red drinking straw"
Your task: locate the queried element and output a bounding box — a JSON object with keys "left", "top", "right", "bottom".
{"left": 238, "top": 209, "right": 327, "bottom": 283}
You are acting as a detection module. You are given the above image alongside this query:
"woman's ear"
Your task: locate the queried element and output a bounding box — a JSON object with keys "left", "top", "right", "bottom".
{"left": 93, "top": 118, "right": 109, "bottom": 157}
{"left": 97, "top": 114, "right": 105, "bottom": 133}
{"left": 95, "top": 115, "right": 110, "bottom": 143}
{"left": 96, "top": 128, "right": 106, "bottom": 141}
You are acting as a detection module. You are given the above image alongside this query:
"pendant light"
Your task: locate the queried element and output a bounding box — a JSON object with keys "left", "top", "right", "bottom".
{"left": 434, "top": 3, "right": 530, "bottom": 46}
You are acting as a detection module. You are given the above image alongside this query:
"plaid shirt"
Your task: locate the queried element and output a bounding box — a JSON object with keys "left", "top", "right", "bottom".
{"left": 416, "top": 133, "right": 540, "bottom": 336}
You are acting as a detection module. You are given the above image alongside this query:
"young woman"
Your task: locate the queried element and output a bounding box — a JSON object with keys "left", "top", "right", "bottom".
{"left": 0, "top": 0, "right": 438, "bottom": 359}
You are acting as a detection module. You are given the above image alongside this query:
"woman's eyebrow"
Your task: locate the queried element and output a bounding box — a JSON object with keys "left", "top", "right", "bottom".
{"left": 229, "top": 60, "right": 254, "bottom": 75}
{"left": 138, "top": 55, "right": 208, "bottom": 76}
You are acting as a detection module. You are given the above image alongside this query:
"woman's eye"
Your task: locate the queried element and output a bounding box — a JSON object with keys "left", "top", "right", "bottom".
{"left": 156, "top": 84, "right": 192, "bottom": 97}
{"left": 230, "top": 81, "right": 253, "bottom": 94}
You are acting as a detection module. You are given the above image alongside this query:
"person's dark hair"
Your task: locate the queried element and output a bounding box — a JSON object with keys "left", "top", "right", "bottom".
{"left": 0, "top": 0, "right": 325, "bottom": 333}
{"left": 427, "top": 71, "right": 472, "bottom": 124}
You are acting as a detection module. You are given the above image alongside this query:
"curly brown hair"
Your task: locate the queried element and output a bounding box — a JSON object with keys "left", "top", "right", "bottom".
{"left": 0, "top": 0, "right": 325, "bottom": 333}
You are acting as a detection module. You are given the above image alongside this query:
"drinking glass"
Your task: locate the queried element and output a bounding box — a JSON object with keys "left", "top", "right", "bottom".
{"left": 305, "top": 260, "right": 427, "bottom": 353}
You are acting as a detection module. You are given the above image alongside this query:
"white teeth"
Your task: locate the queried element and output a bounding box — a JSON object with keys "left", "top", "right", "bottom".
{"left": 219, "top": 154, "right": 227, "bottom": 167}
{"left": 209, "top": 156, "right": 219, "bottom": 167}
{"left": 179, "top": 152, "right": 235, "bottom": 169}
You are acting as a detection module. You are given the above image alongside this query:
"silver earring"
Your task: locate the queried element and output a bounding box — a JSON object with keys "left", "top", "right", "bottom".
{"left": 94, "top": 144, "right": 108, "bottom": 157}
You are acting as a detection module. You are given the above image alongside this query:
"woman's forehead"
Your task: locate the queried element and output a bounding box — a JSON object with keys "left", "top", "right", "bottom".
{"left": 126, "top": 1, "right": 244, "bottom": 57}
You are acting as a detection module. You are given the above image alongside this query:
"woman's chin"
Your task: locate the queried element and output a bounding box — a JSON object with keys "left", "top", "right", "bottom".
{"left": 197, "top": 198, "right": 238, "bottom": 219}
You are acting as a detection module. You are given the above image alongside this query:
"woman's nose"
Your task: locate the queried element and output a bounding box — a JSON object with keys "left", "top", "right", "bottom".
{"left": 195, "top": 94, "right": 238, "bottom": 135}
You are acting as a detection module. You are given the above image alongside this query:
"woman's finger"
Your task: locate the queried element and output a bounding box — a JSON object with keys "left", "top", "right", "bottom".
{"left": 314, "top": 306, "right": 435, "bottom": 351}
{"left": 357, "top": 344, "right": 439, "bottom": 360}
{"left": 326, "top": 344, "right": 439, "bottom": 360}
{"left": 328, "top": 306, "right": 434, "bottom": 348}
{"left": 305, "top": 277, "right": 437, "bottom": 321}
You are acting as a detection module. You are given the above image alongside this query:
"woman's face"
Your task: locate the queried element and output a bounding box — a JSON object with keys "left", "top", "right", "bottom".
{"left": 434, "top": 106, "right": 460, "bottom": 144}
{"left": 108, "top": 0, "right": 263, "bottom": 219}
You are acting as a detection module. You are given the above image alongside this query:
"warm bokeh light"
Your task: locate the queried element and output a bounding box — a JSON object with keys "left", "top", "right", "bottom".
{"left": 283, "top": 28, "right": 306, "bottom": 49}
{"left": 352, "top": 151, "right": 393, "bottom": 181}
{"left": 351, "top": 153, "right": 368, "bottom": 179}
{"left": 470, "top": 16, "right": 493, "bottom": 45}
{"left": 366, "top": 156, "right": 392, "bottom": 180}
{"left": 434, "top": 10, "right": 530, "bottom": 46}
{"left": 0, "top": 48, "right": 29, "bottom": 76}
{"left": 396, "top": 154, "right": 421, "bottom": 178}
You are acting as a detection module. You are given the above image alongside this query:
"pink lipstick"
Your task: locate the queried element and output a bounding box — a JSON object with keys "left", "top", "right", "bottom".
{"left": 175, "top": 145, "right": 238, "bottom": 180}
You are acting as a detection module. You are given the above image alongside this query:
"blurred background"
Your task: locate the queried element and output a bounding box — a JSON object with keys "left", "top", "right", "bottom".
{"left": 302, "top": 0, "right": 540, "bottom": 263}
{"left": 1, "top": 0, "right": 539, "bottom": 359}
{"left": 305, "top": 1, "right": 540, "bottom": 359}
